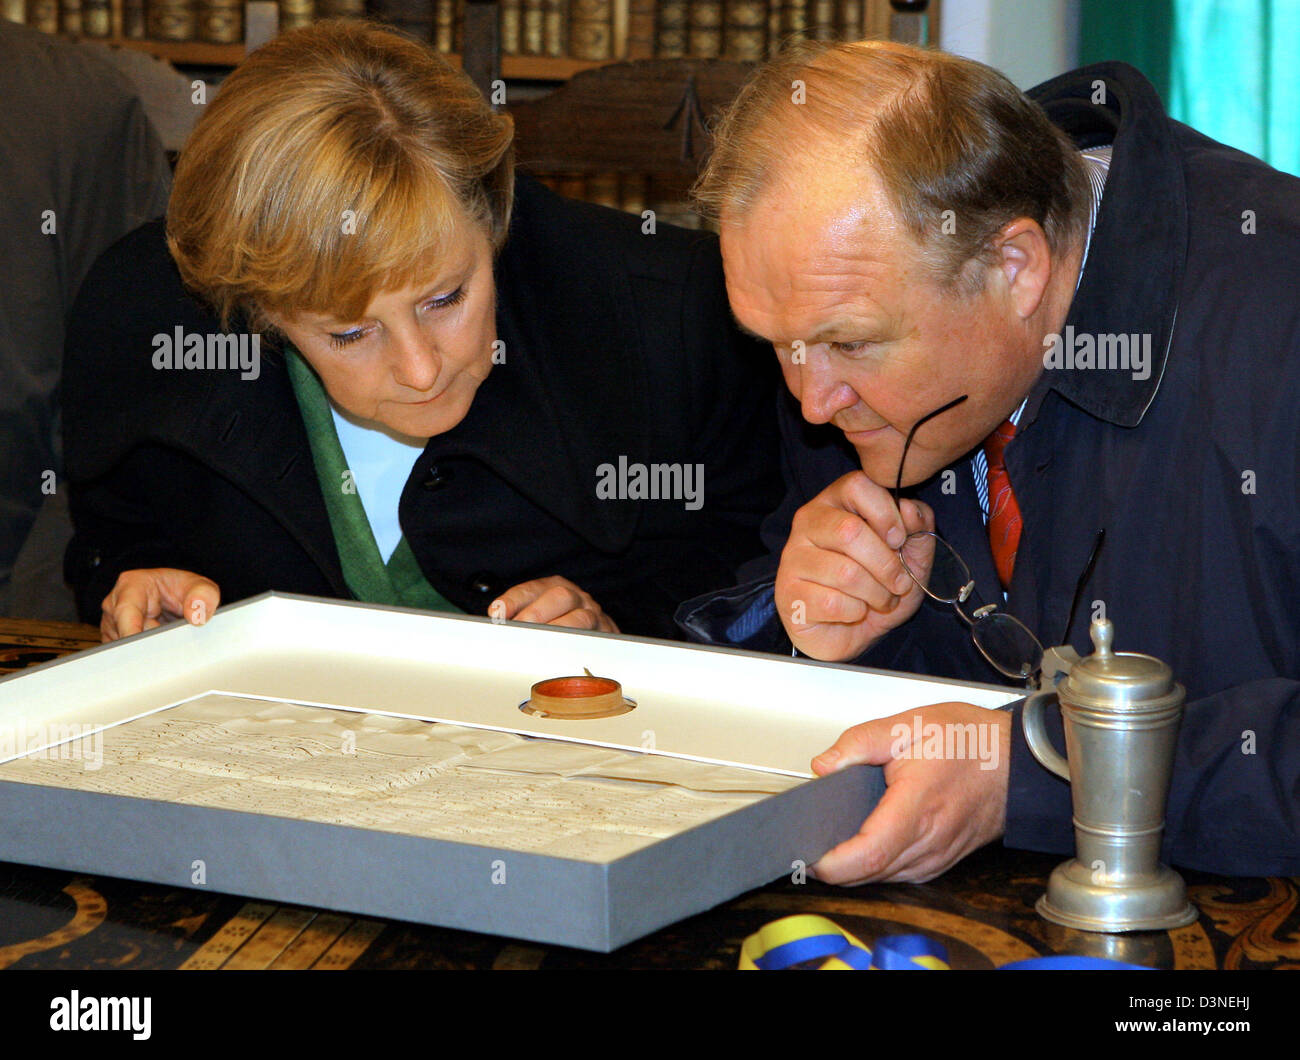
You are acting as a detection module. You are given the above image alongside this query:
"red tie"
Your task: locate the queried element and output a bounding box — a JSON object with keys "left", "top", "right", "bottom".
{"left": 984, "top": 420, "right": 1022, "bottom": 590}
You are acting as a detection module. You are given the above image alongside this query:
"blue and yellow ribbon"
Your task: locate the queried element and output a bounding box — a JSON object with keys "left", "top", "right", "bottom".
{"left": 739, "top": 914, "right": 1152, "bottom": 970}
{"left": 738, "top": 915, "right": 948, "bottom": 971}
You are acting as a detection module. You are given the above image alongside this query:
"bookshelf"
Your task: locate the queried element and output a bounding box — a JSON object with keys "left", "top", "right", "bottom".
{"left": 96, "top": 35, "right": 245, "bottom": 62}
{"left": 100, "top": 35, "right": 608, "bottom": 74}
{"left": 10, "top": 0, "right": 934, "bottom": 77}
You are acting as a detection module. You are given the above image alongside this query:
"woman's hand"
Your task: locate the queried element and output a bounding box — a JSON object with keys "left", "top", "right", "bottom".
{"left": 489, "top": 576, "right": 619, "bottom": 633}
{"left": 100, "top": 568, "right": 221, "bottom": 642}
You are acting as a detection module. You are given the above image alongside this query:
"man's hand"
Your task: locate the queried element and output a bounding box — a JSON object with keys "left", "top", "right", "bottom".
{"left": 775, "top": 471, "right": 935, "bottom": 661}
{"left": 490, "top": 576, "right": 619, "bottom": 633}
{"left": 809, "top": 702, "right": 1011, "bottom": 884}
{"left": 100, "top": 568, "right": 221, "bottom": 642}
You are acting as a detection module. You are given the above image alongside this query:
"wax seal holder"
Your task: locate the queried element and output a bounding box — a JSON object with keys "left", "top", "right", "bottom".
{"left": 1022, "top": 618, "right": 1197, "bottom": 932}
{"left": 521, "top": 670, "right": 636, "bottom": 720}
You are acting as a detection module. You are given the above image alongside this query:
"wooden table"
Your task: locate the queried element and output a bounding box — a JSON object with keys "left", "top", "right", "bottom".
{"left": 2, "top": 617, "right": 1297, "bottom": 972}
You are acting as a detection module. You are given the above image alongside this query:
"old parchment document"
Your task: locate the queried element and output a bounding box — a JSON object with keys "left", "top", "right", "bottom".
{"left": 0, "top": 694, "right": 803, "bottom": 862}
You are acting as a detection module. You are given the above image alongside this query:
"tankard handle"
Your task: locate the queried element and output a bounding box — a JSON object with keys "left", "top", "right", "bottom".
{"left": 1022, "top": 690, "right": 1071, "bottom": 781}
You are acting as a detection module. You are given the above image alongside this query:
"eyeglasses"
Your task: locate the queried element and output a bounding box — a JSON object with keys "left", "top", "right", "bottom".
{"left": 891, "top": 396, "right": 1104, "bottom": 685}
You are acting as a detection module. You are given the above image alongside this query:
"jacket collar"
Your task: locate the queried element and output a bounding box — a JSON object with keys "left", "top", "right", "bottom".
{"left": 1024, "top": 62, "right": 1186, "bottom": 428}
{"left": 192, "top": 345, "right": 350, "bottom": 595}
{"left": 418, "top": 175, "right": 648, "bottom": 552}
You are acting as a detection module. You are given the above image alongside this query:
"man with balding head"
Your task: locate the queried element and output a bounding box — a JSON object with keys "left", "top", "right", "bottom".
{"left": 680, "top": 40, "right": 1300, "bottom": 882}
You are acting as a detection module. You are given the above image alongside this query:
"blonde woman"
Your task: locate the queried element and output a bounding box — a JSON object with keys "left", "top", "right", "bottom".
{"left": 64, "top": 20, "right": 780, "bottom": 642}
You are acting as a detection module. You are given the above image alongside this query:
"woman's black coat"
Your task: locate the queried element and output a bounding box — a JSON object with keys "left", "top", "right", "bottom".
{"left": 62, "top": 175, "right": 783, "bottom": 639}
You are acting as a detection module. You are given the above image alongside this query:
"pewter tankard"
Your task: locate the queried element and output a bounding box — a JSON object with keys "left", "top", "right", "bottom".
{"left": 1022, "top": 617, "right": 1197, "bottom": 932}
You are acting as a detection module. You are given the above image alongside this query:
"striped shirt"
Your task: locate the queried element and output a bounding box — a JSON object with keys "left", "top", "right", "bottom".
{"left": 971, "top": 145, "right": 1112, "bottom": 524}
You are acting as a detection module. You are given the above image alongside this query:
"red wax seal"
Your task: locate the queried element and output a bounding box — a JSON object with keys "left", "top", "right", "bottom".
{"left": 523, "top": 674, "right": 634, "bottom": 719}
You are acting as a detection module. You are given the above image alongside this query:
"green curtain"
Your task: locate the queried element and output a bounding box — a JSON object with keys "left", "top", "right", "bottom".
{"left": 1081, "top": 0, "right": 1298, "bottom": 176}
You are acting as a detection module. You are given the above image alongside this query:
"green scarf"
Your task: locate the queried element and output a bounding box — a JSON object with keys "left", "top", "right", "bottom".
{"left": 285, "top": 347, "right": 461, "bottom": 613}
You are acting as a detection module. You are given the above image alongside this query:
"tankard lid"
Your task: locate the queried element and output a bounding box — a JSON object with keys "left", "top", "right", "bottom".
{"left": 1063, "top": 618, "right": 1176, "bottom": 708}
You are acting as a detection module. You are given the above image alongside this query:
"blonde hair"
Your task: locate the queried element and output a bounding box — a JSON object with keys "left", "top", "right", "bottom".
{"left": 167, "top": 19, "right": 515, "bottom": 331}
{"left": 695, "top": 39, "right": 1090, "bottom": 292}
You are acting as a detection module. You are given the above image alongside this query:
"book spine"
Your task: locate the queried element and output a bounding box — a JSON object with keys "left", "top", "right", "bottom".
{"left": 370, "top": 0, "right": 434, "bottom": 41}
{"left": 863, "top": 0, "right": 889, "bottom": 39}
{"left": 522, "top": 0, "right": 542, "bottom": 54}
{"left": 434, "top": 0, "right": 452, "bottom": 50}
{"left": 686, "top": 0, "right": 720, "bottom": 57}
{"left": 587, "top": 171, "right": 619, "bottom": 209}
{"left": 567, "top": 0, "right": 610, "bottom": 60}
{"left": 625, "top": 0, "right": 655, "bottom": 58}
{"left": 500, "top": 0, "right": 521, "bottom": 53}
{"left": 318, "top": 0, "right": 366, "bottom": 14}
{"left": 808, "top": 0, "right": 833, "bottom": 38}
{"left": 30, "top": 0, "right": 59, "bottom": 30}
{"left": 147, "top": 0, "right": 197, "bottom": 39}
{"left": 557, "top": 174, "right": 586, "bottom": 200}
{"left": 82, "top": 0, "right": 113, "bottom": 34}
{"left": 276, "top": 0, "right": 313, "bottom": 31}
{"left": 122, "top": 0, "right": 146, "bottom": 35}
{"left": 542, "top": 0, "right": 564, "bottom": 57}
{"left": 779, "top": 0, "right": 805, "bottom": 43}
{"left": 655, "top": 0, "right": 686, "bottom": 57}
{"left": 837, "top": 0, "right": 860, "bottom": 40}
{"left": 60, "top": 0, "right": 84, "bottom": 35}
{"left": 620, "top": 173, "right": 647, "bottom": 216}
{"left": 766, "top": 0, "right": 781, "bottom": 53}
{"left": 722, "top": 0, "right": 764, "bottom": 60}
{"left": 196, "top": 0, "right": 240, "bottom": 41}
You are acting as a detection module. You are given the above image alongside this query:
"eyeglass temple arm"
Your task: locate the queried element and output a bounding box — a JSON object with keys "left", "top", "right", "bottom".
{"left": 892, "top": 394, "right": 969, "bottom": 508}
{"left": 1058, "top": 528, "right": 1106, "bottom": 646}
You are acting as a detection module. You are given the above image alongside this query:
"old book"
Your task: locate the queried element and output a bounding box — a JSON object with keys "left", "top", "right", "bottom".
{"left": 434, "top": 0, "right": 452, "bottom": 50}
{"left": 27, "top": 0, "right": 59, "bottom": 31}
{"left": 625, "top": 0, "right": 655, "bottom": 58}
{"left": 369, "top": 0, "right": 432, "bottom": 41}
{"left": 779, "top": 0, "right": 805, "bottom": 43}
{"left": 522, "top": 0, "right": 543, "bottom": 54}
{"left": 568, "top": 0, "right": 610, "bottom": 60}
{"left": 500, "top": 0, "right": 521, "bottom": 53}
{"left": 556, "top": 174, "right": 587, "bottom": 200}
{"left": 587, "top": 171, "right": 619, "bottom": 209}
{"left": 863, "top": 0, "right": 889, "bottom": 38}
{"left": 723, "top": 0, "right": 764, "bottom": 60}
{"left": 766, "top": 0, "right": 782, "bottom": 53}
{"left": 123, "top": 0, "right": 147, "bottom": 37}
{"left": 620, "top": 173, "right": 648, "bottom": 216}
{"left": 837, "top": 0, "right": 861, "bottom": 41}
{"left": 147, "top": 0, "right": 197, "bottom": 40}
{"left": 542, "top": 0, "right": 564, "bottom": 56}
{"left": 808, "top": 0, "right": 833, "bottom": 38}
{"left": 59, "top": 0, "right": 83, "bottom": 34}
{"left": 656, "top": 0, "right": 686, "bottom": 56}
{"left": 317, "top": 0, "right": 365, "bottom": 14}
{"left": 196, "top": 0, "right": 241, "bottom": 41}
{"left": 82, "top": 0, "right": 112, "bottom": 35}
{"left": 687, "top": 0, "right": 721, "bottom": 57}
{"left": 276, "top": 0, "right": 313, "bottom": 31}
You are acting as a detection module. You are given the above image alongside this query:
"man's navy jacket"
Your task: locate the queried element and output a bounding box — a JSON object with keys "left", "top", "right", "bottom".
{"left": 679, "top": 62, "right": 1300, "bottom": 877}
